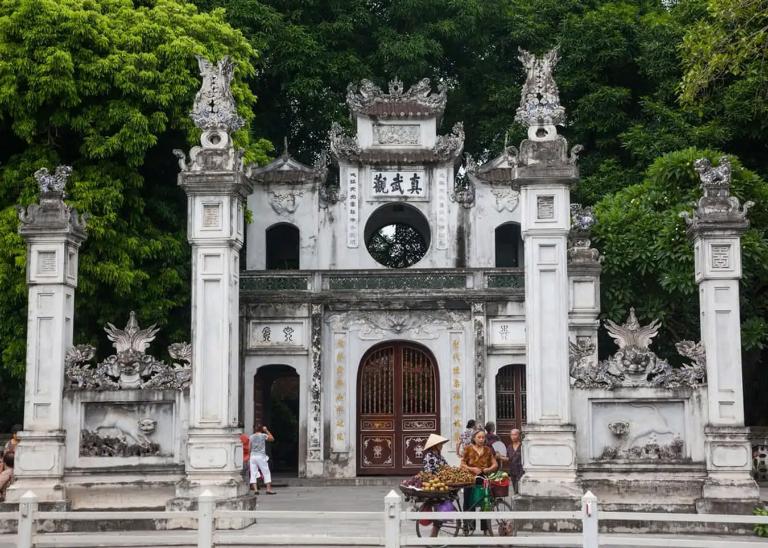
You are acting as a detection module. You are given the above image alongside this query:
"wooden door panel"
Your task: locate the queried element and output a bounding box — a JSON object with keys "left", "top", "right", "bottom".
{"left": 358, "top": 343, "right": 439, "bottom": 475}
{"left": 496, "top": 364, "right": 526, "bottom": 445}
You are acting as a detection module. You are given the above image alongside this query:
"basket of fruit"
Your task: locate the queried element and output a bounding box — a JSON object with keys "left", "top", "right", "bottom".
{"left": 435, "top": 466, "right": 476, "bottom": 488}
{"left": 399, "top": 472, "right": 457, "bottom": 500}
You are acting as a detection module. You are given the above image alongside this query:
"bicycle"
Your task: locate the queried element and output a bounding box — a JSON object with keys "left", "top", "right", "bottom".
{"left": 405, "top": 488, "right": 462, "bottom": 542}
{"left": 461, "top": 477, "right": 515, "bottom": 537}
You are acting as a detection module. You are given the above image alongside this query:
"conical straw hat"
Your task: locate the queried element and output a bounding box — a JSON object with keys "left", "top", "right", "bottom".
{"left": 423, "top": 433, "right": 449, "bottom": 451}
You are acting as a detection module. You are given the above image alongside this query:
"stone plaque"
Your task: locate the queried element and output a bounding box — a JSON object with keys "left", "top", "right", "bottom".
{"left": 37, "top": 251, "right": 56, "bottom": 274}
{"left": 202, "top": 204, "right": 221, "bottom": 228}
{"left": 711, "top": 245, "right": 730, "bottom": 269}
{"left": 489, "top": 319, "right": 525, "bottom": 346}
{"left": 248, "top": 321, "right": 305, "bottom": 348}
{"left": 373, "top": 124, "right": 420, "bottom": 145}
{"left": 537, "top": 195, "right": 555, "bottom": 220}
{"left": 370, "top": 170, "right": 425, "bottom": 198}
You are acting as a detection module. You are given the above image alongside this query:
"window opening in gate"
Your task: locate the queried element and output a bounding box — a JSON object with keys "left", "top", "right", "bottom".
{"left": 495, "top": 223, "right": 523, "bottom": 267}
{"left": 364, "top": 203, "right": 430, "bottom": 268}
{"left": 266, "top": 223, "right": 300, "bottom": 270}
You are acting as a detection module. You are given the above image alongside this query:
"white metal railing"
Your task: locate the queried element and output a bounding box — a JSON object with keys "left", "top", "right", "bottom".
{"left": 10, "top": 489, "right": 768, "bottom": 547}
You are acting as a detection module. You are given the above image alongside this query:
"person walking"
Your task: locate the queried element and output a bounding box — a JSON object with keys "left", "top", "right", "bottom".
{"left": 249, "top": 425, "right": 275, "bottom": 495}
{"left": 507, "top": 429, "right": 524, "bottom": 495}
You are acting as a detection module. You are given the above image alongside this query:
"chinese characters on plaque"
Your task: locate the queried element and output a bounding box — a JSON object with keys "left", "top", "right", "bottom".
{"left": 370, "top": 170, "right": 426, "bottom": 198}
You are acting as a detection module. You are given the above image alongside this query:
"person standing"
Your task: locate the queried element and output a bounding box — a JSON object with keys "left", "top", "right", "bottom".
{"left": 3, "top": 425, "right": 21, "bottom": 456}
{"left": 484, "top": 422, "right": 500, "bottom": 447}
{"left": 239, "top": 428, "right": 253, "bottom": 484}
{"left": 0, "top": 452, "right": 14, "bottom": 501}
{"left": 422, "top": 434, "right": 449, "bottom": 474}
{"left": 456, "top": 419, "right": 476, "bottom": 458}
{"left": 249, "top": 425, "right": 276, "bottom": 495}
{"left": 507, "top": 429, "right": 524, "bottom": 495}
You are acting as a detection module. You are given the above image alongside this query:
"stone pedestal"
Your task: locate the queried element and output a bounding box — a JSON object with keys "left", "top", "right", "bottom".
{"left": 685, "top": 156, "right": 758, "bottom": 505}
{"left": 6, "top": 166, "right": 87, "bottom": 503}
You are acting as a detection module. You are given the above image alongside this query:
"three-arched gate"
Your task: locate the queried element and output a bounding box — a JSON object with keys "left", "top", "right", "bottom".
{"left": 357, "top": 342, "right": 439, "bottom": 475}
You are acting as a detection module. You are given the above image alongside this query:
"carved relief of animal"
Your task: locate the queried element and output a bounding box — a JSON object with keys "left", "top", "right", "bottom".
{"left": 91, "top": 407, "right": 157, "bottom": 448}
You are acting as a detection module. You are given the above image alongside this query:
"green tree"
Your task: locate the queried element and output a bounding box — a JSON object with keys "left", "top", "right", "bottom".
{"left": 592, "top": 149, "right": 768, "bottom": 421}
{"left": 0, "top": 0, "right": 270, "bottom": 429}
{"left": 680, "top": 0, "right": 768, "bottom": 172}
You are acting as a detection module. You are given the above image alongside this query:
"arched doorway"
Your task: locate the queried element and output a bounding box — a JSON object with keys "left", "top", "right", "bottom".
{"left": 357, "top": 342, "right": 439, "bottom": 475}
{"left": 253, "top": 365, "right": 299, "bottom": 474}
{"left": 266, "top": 223, "right": 300, "bottom": 270}
{"left": 495, "top": 364, "right": 526, "bottom": 445}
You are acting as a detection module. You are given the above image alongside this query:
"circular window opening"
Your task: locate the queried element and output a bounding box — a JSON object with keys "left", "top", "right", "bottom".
{"left": 364, "top": 203, "right": 431, "bottom": 268}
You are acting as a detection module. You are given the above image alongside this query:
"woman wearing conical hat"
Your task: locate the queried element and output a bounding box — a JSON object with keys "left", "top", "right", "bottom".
{"left": 422, "top": 433, "right": 449, "bottom": 474}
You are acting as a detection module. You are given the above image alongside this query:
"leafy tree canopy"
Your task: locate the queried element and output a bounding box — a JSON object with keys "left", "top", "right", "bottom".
{"left": 0, "top": 0, "right": 269, "bottom": 428}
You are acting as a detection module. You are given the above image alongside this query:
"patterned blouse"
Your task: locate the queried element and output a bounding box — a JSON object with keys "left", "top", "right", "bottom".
{"left": 461, "top": 445, "right": 496, "bottom": 471}
{"left": 423, "top": 450, "right": 447, "bottom": 474}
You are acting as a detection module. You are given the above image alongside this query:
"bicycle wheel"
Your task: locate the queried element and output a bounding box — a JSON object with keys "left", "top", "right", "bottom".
{"left": 491, "top": 498, "right": 515, "bottom": 537}
{"left": 415, "top": 500, "right": 461, "bottom": 542}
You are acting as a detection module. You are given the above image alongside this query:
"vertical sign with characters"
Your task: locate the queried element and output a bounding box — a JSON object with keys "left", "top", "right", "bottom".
{"left": 331, "top": 333, "right": 349, "bottom": 452}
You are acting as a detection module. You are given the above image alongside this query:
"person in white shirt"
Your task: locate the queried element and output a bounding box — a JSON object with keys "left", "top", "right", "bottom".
{"left": 249, "top": 425, "right": 276, "bottom": 495}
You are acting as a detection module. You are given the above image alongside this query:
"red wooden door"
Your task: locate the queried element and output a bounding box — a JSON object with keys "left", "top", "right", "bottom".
{"left": 357, "top": 343, "right": 439, "bottom": 475}
{"left": 496, "top": 364, "right": 526, "bottom": 445}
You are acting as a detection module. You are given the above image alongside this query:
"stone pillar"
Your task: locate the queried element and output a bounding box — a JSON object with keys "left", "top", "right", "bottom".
{"left": 567, "top": 205, "right": 601, "bottom": 366}
{"left": 514, "top": 48, "right": 580, "bottom": 498}
{"left": 685, "top": 157, "right": 758, "bottom": 506}
{"left": 174, "top": 56, "right": 252, "bottom": 500}
{"left": 306, "top": 303, "right": 324, "bottom": 477}
{"left": 6, "top": 166, "right": 87, "bottom": 503}
{"left": 471, "top": 303, "right": 487, "bottom": 425}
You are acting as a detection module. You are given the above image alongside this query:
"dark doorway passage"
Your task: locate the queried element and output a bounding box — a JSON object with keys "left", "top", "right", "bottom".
{"left": 253, "top": 365, "right": 299, "bottom": 474}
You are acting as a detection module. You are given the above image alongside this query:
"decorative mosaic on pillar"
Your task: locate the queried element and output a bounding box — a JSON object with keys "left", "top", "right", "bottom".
{"left": 472, "top": 302, "right": 486, "bottom": 425}
{"left": 308, "top": 304, "right": 323, "bottom": 462}
{"left": 449, "top": 332, "right": 464, "bottom": 448}
{"left": 331, "top": 331, "right": 349, "bottom": 452}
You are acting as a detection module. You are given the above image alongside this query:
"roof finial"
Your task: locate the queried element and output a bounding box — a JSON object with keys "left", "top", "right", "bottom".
{"left": 515, "top": 47, "right": 565, "bottom": 130}
{"left": 282, "top": 136, "right": 289, "bottom": 158}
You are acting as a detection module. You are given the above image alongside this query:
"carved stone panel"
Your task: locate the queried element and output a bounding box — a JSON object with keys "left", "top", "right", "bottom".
{"left": 590, "top": 401, "right": 687, "bottom": 461}
{"left": 80, "top": 401, "right": 175, "bottom": 458}
{"left": 373, "top": 124, "right": 420, "bottom": 146}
